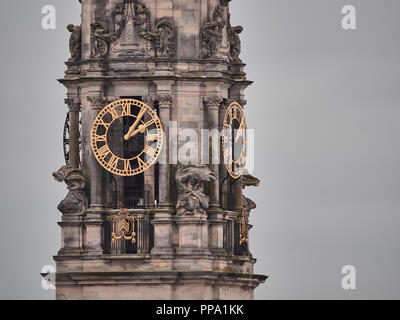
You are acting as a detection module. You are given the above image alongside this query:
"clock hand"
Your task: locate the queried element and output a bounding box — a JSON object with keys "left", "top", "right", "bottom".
{"left": 235, "top": 118, "right": 245, "bottom": 143}
{"left": 125, "top": 119, "right": 156, "bottom": 139}
{"left": 124, "top": 108, "right": 146, "bottom": 140}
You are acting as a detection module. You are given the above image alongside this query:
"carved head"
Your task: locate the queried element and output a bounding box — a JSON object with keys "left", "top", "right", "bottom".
{"left": 67, "top": 24, "right": 75, "bottom": 32}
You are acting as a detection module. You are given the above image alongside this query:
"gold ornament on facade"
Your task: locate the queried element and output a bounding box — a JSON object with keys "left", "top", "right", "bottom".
{"left": 237, "top": 211, "right": 249, "bottom": 246}
{"left": 90, "top": 99, "right": 164, "bottom": 176}
{"left": 222, "top": 102, "right": 247, "bottom": 179}
{"left": 108, "top": 209, "right": 136, "bottom": 244}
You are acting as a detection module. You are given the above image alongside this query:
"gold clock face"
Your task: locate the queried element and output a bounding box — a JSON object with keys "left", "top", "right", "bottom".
{"left": 91, "top": 99, "right": 163, "bottom": 176}
{"left": 222, "top": 102, "right": 247, "bottom": 179}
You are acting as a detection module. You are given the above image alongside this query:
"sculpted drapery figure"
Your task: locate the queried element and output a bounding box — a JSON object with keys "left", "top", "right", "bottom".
{"left": 53, "top": 166, "right": 88, "bottom": 214}
{"left": 201, "top": 5, "right": 226, "bottom": 59}
{"left": 67, "top": 24, "right": 81, "bottom": 61}
{"left": 142, "top": 19, "right": 177, "bottom": 58}
{"left": 176, "top": 165, "right": 216, "bottom": 215}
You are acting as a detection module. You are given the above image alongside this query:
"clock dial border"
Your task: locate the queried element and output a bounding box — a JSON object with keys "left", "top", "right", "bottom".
{"left": 90, "top": 99, "right": 164, "bottom": 177}
{"left": 222, "top": 101, "right": 248, "bottom": 179}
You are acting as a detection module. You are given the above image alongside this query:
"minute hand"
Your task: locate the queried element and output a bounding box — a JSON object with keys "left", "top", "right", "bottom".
{"left": 124, "top": 108, "right": 146, "bottom": 140}
{"left": 235, "top": 118, "right": 245, "bottom": 143}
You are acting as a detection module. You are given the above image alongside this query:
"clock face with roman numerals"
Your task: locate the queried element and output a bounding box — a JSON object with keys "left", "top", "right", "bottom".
{"left": 91, "top": 99, "right": 163, "bottom": 176}
{"left": 222, "top": 102, "right": 247, "bottom": 179}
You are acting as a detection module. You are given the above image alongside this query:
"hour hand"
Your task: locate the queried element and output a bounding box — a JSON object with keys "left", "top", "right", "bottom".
{"left": 124, "top": 109, "right": 146, "bottom": 140}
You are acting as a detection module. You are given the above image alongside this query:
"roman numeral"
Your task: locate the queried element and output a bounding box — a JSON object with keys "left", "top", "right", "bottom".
{"left": 137, "top": 157, "right": 145, "bottom": 167}
{"left": 144, "top": 145, "right": 157, "bottom": 158}
{"left": 121, "top": 103, "right": 131, "bottom": 116}
{"left": 97, "top": 145, "right": 110, "bottom": 159}
{"left": 124, "top": 159, "right": 132, "bottom": 171}
{"left": 95, "top": 135, "right": 107, "bottom": 142}
{"left": 146, "top": 133, "right": 159, "bottom": 141}
{"left": 109, "top": 108, "right": 119, "bottom": 120}
{"left": 96, "top": 118, "right": 111, "bottom": 130}
{"left": 108, "top": 155, "right": 119, "bottom": 169}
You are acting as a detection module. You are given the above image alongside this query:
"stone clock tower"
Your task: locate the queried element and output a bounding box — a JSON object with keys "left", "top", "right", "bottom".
{"left": 53, "top": 0, "right": 266, "bottom": 300}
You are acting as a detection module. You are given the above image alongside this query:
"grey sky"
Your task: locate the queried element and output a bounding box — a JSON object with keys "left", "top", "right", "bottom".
{"left": 0, "top": 0, "right": 399, "bottom": 299}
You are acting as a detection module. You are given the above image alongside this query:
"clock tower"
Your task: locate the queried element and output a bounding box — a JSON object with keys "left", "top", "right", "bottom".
{"left": 53, "top": 0, "right": 266, "bottom": 300}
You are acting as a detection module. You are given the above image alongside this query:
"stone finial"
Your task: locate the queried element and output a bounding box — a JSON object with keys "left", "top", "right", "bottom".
{"left": 176, "top": 165, "right": 216, "bottom": 215}
{"left": 53, "top": 165, "right": 88, "bottom": 214}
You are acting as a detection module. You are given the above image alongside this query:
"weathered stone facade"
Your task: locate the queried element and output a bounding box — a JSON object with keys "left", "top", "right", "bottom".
{"left": 55, "top": 0, "right": 266, "bottom": 300}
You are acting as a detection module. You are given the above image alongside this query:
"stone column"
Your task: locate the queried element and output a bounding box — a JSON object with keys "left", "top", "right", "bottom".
{"left": 65, "top": 98, "right": 81, "bottom": 169}
{"left": 150, "top": 91, "right": 175, "bottom": 256}
{"left": 203, "top": 96, "right": 223, "bottom": 209}
{"left": 83, "top": 95, "right": 106, "bottom": 255}
{"left": 87, "top": 95, "right": 105, "bottom": 209}
{"left": 156, "top": 94, "right": 173, "bottom": 208}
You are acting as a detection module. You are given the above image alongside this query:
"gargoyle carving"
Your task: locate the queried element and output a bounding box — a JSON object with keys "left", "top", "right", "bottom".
{"left": 53, "top": 166, "right": 88, "bottom": 214}
{"left": 90, "top": 22, "right": 111, "bottom": 58}
{"left": 176, "top": 165, "right": 216, "bottom": 215}
{"left": 201, "top": 5, "right": 227, "bottom": 59}
{"left": 67, "top": 24, "right": 81, "bottom": 61}
{"left": 142, "top": 19, "right": 177, "bottom": 58}
{"left": 241, "top": 174, "right": 260, "bottom": 215}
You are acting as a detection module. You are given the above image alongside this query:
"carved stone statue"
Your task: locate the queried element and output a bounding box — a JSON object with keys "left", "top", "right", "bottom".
{"left": 201, "top": 5, "right": 226, "bottom": 59}
{"left": 142, "top": 19, "right": 177, "bottom": 58}
{"left": 176, "top": 165, "right": 216, "bottom": 215}
{"left": 229, "top": 25, "right": 243, "bottom": 62}
{"left": 241, "top": 174, "right": 260, "bottom": 215}
{"left": 53, "top": 166, "right": 88, "bottom": 214}
{"left": 90, "top": 22, "right": 111, "bottom": 58}
{"left": 67, "top": 24, "right": 81, "bottom": 61}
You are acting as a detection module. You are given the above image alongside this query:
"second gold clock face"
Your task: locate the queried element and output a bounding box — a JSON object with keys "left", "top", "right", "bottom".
{"left": 91, "top": 99, "right": 163, "bottom": 176}
{"left": 222, "top": 102, "right": 247, "bottom": 179}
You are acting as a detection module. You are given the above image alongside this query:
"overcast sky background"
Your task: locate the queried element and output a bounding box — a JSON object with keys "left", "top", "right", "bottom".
{"left": 0, "top": 0, "right": 399, "bottom": 299}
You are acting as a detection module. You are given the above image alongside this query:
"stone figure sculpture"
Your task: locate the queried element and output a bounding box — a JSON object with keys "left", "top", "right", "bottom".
{"left": 53, "top": 166, "right": 88, "bottom": 214}
{"left": 229, "top": 25, "right": 243, "bottom": 62}
{"left": 67, "top": 24, "right": 81, "bottom": 61}
{"left": 176, "top": 165, "right": 216, "bottom": 215}
{"left": 142, "top": 19, "right": 177, "bottom": 58}
{"left": 201, "top": 5, "right": 226, "bottom": 58}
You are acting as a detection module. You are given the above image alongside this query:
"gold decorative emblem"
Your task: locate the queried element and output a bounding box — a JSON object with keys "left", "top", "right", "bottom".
{"left": 222, "top": 102, "right": 247, "bottom": 179}
{"left": 108, "top": 209, "right": 136, "bottom": 244}
{"left": 91, "top": 99, "right": 163, "bottom": 176}
{"left": 237, "top": 211, "right": 249, "bottom": 246}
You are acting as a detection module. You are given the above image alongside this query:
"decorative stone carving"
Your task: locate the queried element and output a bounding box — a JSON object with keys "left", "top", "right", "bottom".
{"left": 142, "top": 19, "right": 177, "bottom": 59}
{"left": 110, "top": 1, "right": 152, "bottom": 57}
{"left": 90, "top": 22, "right": 111, "bottom": 58}
{"left": 67, "top": 24, "right": 81, "bottom": 61}
{"left": 156, "top": 94, "right": 173, "bottom": 109}
{"left": 201, "top": 5, "right": 228, "bottom": 59}
{"left": 176, "top": 165, "right": 216, "bottom": 215}
{"left": 204, "top": 96, "right": 223, "bottom": 110}
{"left": 228, "top": 25, "right": 243, "bottom": 62}
{"left": 241, "top": 174, "right": 260, "bottom": 215}
{"left": 87, "top": 96, "right": 108, "bottom": 111}
{"left": 53, "top": 166, "right": 88, "bottom": 214}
